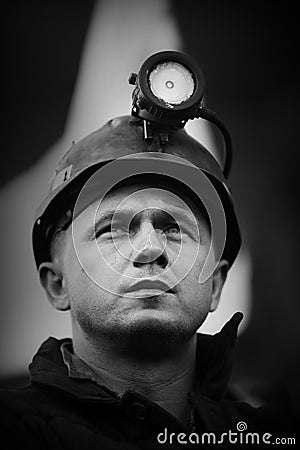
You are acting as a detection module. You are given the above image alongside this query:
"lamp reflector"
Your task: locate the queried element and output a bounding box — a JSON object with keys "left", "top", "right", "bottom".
{"left": 149, "top": 62, "right": 194, "bottom": 105}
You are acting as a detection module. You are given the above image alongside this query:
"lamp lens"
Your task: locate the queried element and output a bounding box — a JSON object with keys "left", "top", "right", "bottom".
{"left": 149, "top": 62, "right": 194, "bottom": 105}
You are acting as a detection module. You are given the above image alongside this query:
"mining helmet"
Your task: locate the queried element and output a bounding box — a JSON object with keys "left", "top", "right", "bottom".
{"left": 32, "top": 51, "right": 241, "bottom": 270}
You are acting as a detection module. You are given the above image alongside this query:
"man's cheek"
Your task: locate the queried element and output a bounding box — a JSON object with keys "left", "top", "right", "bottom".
{"left": 171, "top": 250, "right": 202, "bottom": 279}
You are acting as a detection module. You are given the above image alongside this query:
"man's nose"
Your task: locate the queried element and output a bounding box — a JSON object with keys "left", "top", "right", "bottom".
{"left": 131, "top": 222, "right": 168, "bottom": 269}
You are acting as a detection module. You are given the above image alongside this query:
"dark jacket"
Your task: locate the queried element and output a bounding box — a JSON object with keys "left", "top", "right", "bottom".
{"left": 0, "top": 313, "right": 296, "bottom": 449}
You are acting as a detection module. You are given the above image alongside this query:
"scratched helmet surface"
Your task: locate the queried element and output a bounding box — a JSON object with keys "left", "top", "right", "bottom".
{"left": 32, "top": 115, "right": 241, "bottom": 269}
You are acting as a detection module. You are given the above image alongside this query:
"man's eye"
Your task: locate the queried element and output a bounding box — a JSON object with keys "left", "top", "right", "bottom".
{"left": 95, "top": 224, "right": 127, "bottom": 238}
{"left": 164, "top": 224, "right": 181, "bottom": 236}
{"left": 94, "top": 225, "right": 110, "bottom": 238}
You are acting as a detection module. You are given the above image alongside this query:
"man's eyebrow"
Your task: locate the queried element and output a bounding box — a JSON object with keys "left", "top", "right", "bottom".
{"left": 85, "top": 210, "right": 131, "bottom": 239}
{"left": 156, "top": 204, "right": 200, "bottom": 228}
{"left": 84, "top": 211, "right": 111, "bottom": 239}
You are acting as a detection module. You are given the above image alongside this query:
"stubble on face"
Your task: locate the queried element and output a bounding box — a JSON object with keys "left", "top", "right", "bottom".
{"left": 69, "top": 284, "right": 212, "bottom": 358}
{"left": 63, "top": 182, "right": 214, "bottom": 350}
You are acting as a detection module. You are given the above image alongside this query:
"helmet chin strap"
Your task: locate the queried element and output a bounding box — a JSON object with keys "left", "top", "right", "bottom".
{"left": 139, "top": 111, "right": 233, "bottom": 178}
{"left": 196, "top": 107, "right": 233, "bottom": 179}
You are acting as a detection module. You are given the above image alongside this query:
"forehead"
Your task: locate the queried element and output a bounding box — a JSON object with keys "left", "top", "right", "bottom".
{"left": 102, "top": 184, "right": 186, "bottom": 209}
{"left": 80, "top": 182, "right": 206, "bottom": 222}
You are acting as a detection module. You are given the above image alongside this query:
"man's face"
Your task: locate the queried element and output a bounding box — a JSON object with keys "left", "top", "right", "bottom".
{"left": 58, "top": 182, "right": 218, "bottom": 343}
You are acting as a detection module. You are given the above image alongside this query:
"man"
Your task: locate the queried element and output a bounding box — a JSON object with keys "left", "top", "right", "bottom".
{"left": 0, "top": 57, "right": 296, "bottom": 448}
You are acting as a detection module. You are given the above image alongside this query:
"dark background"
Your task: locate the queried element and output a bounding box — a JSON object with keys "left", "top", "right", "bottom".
{"left": 173, "top": 1, "right": 300, "bottom": 412}
{"left": 2, "top": 0, "right": 300, "bottom": 414}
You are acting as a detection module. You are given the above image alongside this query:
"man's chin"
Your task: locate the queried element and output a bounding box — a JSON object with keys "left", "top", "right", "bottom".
{"left": 112, "top": 310, "right": 194, "bottom": 346}
{"left": 76, "top": 305, "right": 200, "bottom": 354}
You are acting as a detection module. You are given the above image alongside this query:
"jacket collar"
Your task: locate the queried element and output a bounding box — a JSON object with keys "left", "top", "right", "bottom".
{"left": 29, "top": 312, "right": 243, "bottom": 402}
{"left": 194, "top": 312, "right": 243, "bottom": 400}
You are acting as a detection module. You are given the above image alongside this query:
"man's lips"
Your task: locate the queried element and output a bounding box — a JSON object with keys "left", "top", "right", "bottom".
{"left": 123, "top": 279, "right": 175, "bottom": 295}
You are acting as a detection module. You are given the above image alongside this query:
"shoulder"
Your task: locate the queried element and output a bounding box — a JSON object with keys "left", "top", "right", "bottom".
{"left": 0, "top": 385, "right": 44, "bottom": 449}
{"left": 0, "top": 381, "right": 75, "bottom": 421}
{"left": 192, "top": 391, "right": 296, "bottom": 434}
{"left": 218, "top": 397, "right": 297, "bottom": 433}
{"left": 0, "top": 383, "right": 50, "bottom": 410}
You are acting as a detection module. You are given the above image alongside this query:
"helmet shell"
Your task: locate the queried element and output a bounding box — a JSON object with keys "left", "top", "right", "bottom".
{"left": 33, "top": 115, "right": 241, "bottom": 268}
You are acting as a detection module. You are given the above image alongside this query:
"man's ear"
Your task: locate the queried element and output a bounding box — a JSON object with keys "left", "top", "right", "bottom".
{"left": 210, "top": 259, "right": 229, "bottom": 312}
{"left": 39, "top": 262, "right": 70, "bottom": 311}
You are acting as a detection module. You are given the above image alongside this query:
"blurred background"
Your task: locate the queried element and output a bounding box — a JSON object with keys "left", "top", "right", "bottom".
{"left": 1, "top": 0, "right": 299, "bottom": 415}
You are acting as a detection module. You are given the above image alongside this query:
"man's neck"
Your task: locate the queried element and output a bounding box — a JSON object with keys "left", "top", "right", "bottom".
{"left": 73, "top": 333, "right": 197, "bottom": 425}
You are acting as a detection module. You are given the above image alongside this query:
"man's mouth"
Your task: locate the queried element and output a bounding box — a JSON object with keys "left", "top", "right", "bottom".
{"left": 123, "top": 279, "right": 175, "bottom": 296}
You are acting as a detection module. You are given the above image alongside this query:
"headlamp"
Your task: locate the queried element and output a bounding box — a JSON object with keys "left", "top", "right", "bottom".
{"left": 129, "top": 51, "right": 204, "bottom": 128}
{"left": 129, "top": 51, "right": 233, "bottom": 178}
